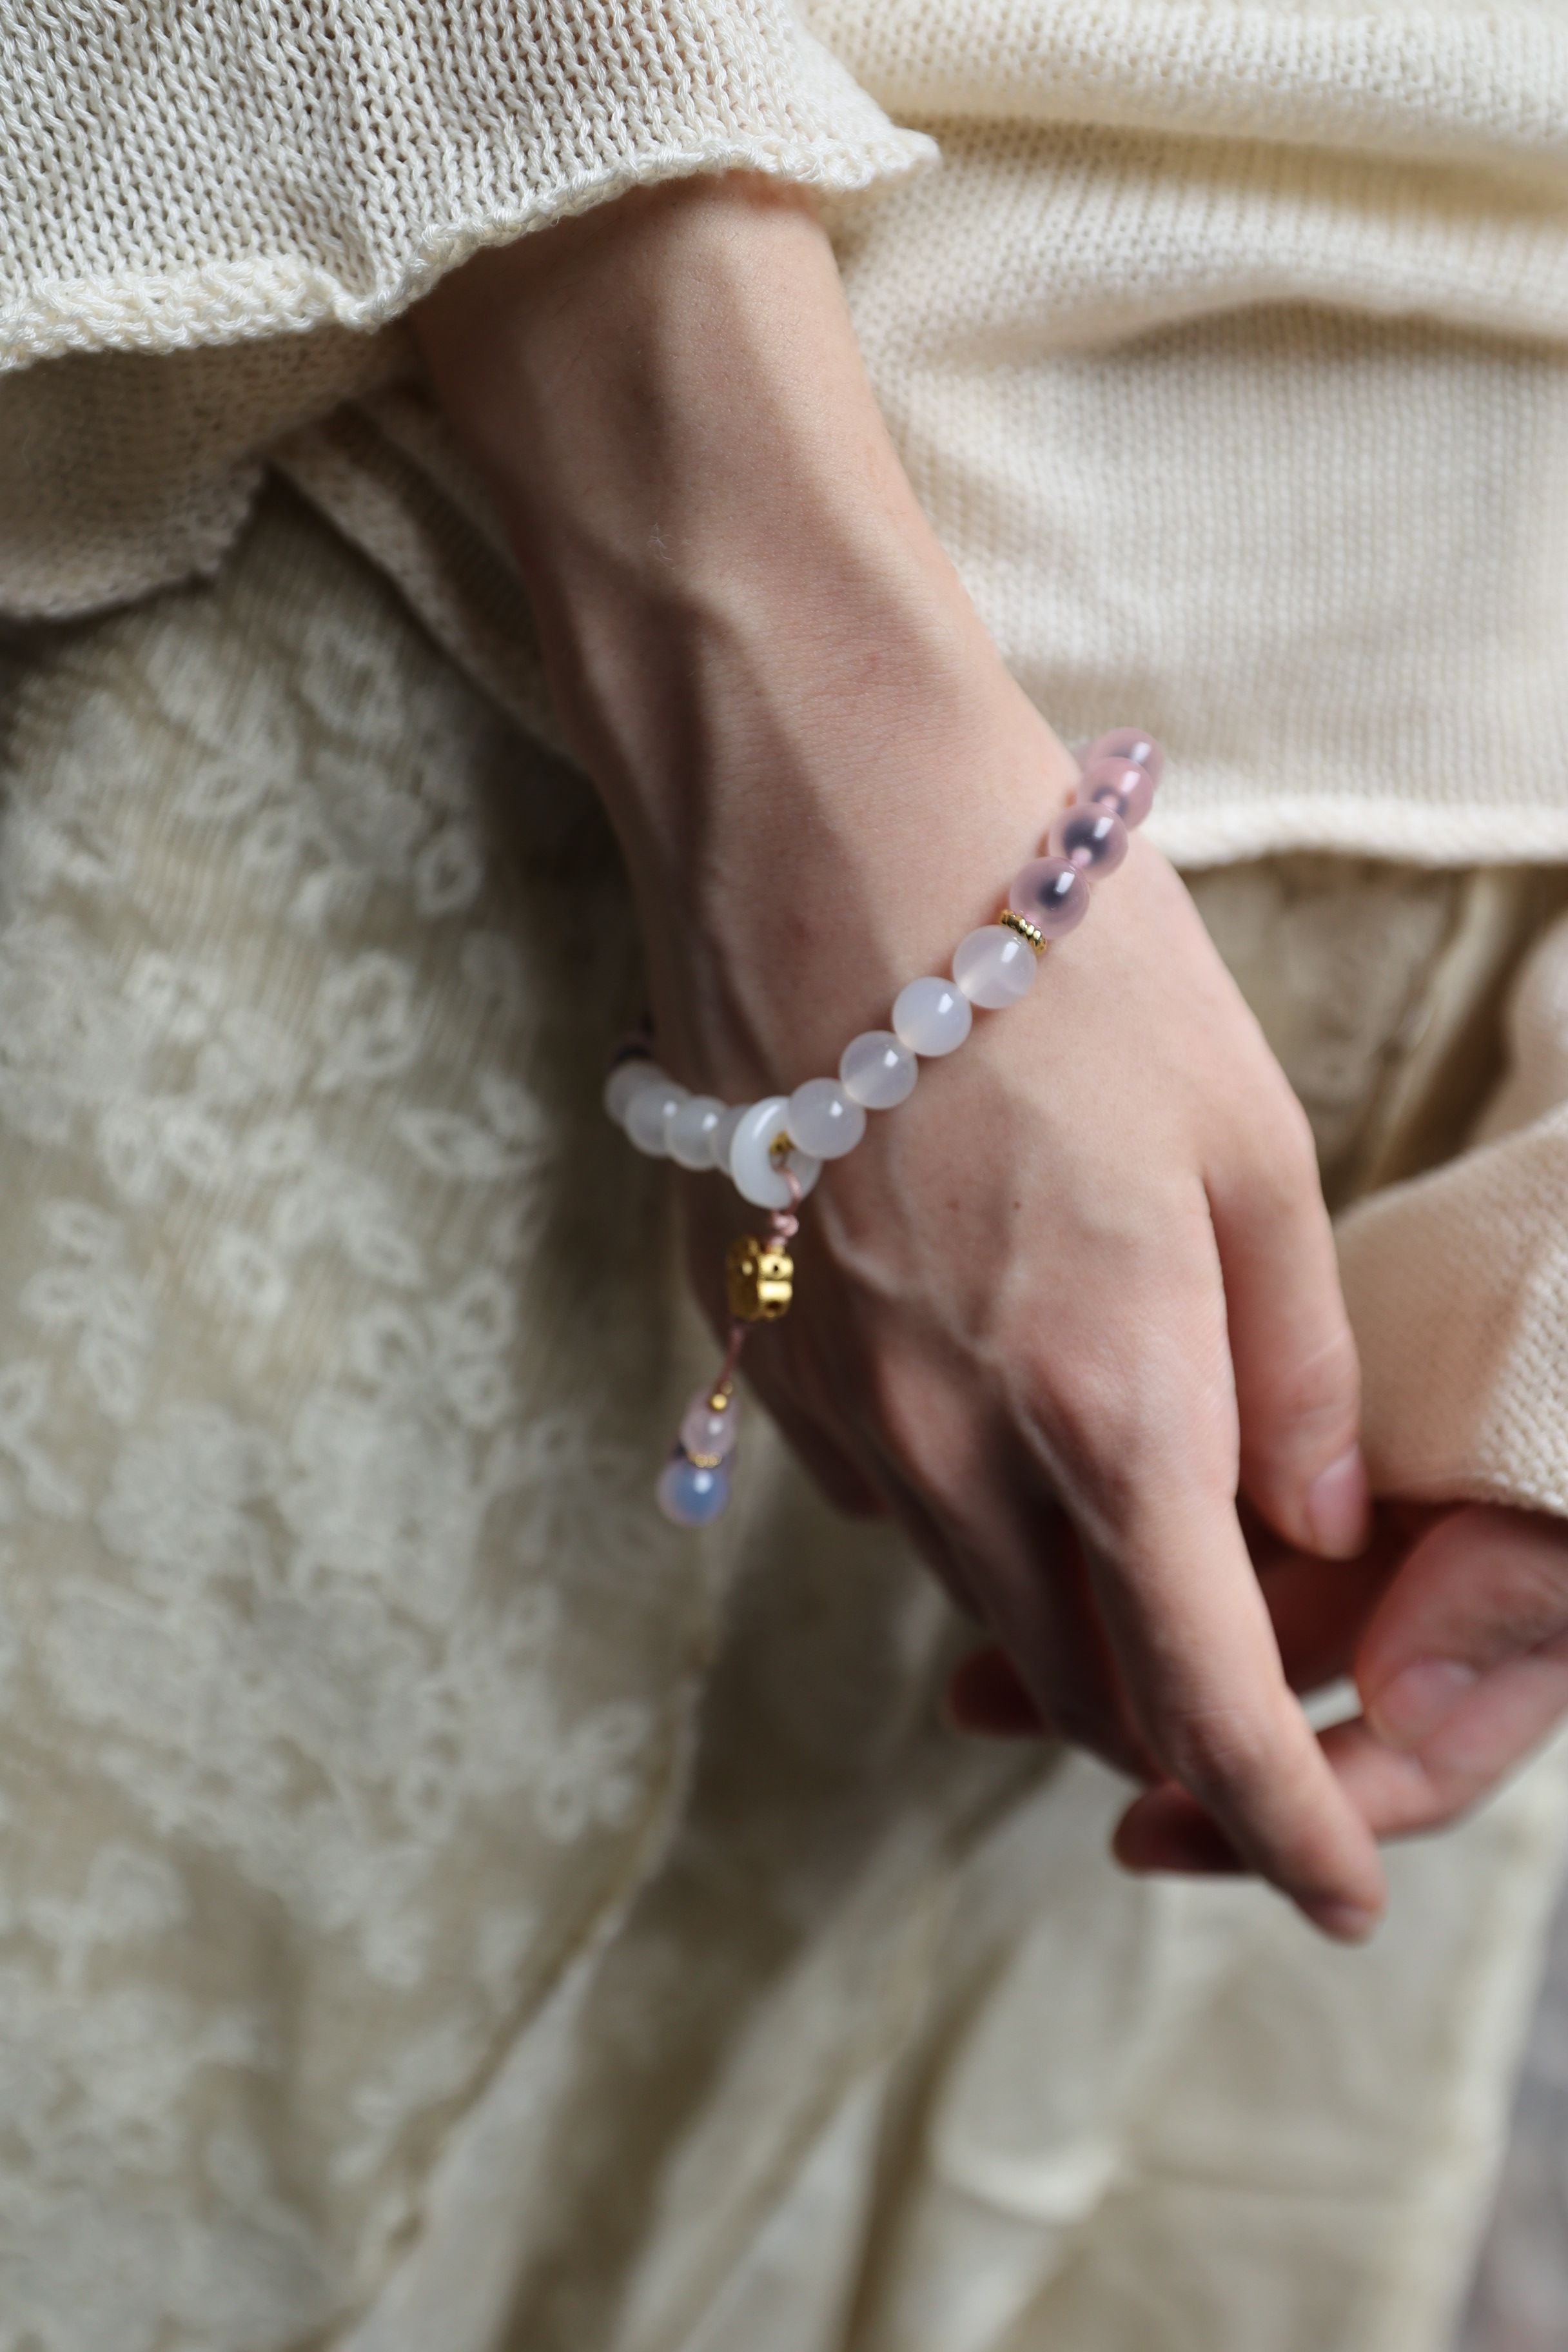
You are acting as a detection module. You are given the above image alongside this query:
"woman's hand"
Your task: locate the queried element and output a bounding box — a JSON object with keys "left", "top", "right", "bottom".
{"left": 414, "top": 177, "right": 1382, "bottom": 1939}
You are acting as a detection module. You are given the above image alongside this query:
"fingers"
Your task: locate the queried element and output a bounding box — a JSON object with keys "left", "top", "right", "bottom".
{"left": 1084, "top": 1473, "right": 1385, "bottom": 1937}
{"left": 1206, "top": 1082, "right": 1370, "bottom": 1561}
{"left": 1026, "top": 1193, "right": 1383, "bottom": 1933}
{"left": 1346, "top": 1505, "right": 1568, "bottom": 1830}
{"left": 918, "top": 1463, "right": 1153, "bottom": 1779}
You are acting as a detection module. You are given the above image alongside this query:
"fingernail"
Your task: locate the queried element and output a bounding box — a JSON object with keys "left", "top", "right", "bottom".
{"left": 1367, "top": 1658, "right": 1478, "bottom": 1750}
{"left": 1308, "top": 1900, "right": 1379, "bottom": 1945}
{"left": 1305, "top": 1446, "right": 1371, "bottom": 1560}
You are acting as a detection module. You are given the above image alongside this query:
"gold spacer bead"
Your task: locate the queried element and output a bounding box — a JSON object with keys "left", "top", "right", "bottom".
{"left": 725, "top": 1233, "right": 794, "bottom": 1323}
{"left": 998, "top": 907, "right": 1048, "bottom": 955}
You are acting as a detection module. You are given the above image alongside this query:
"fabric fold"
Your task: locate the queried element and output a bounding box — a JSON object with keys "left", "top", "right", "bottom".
{"left": 805, "top": 0, "right": 1568, "bottom": 172}
{"left": 1339, "top": 911, "right": 1568, "bottom": 1515}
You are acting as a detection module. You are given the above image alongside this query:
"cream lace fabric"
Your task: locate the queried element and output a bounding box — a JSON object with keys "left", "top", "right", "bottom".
{"left": 0, "top": 488, "right": 720, "bottom": 2338}
{"left": 0, "top": 482, "right": 1563, "bottom": 2351}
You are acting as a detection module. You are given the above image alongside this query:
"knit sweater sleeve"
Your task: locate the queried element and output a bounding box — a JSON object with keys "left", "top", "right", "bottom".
{"left": 1337, "top": 911, "right": 1568, "bottom": 1518}
{"left": 0, "top": 1, "right": 932, "bottom": 369}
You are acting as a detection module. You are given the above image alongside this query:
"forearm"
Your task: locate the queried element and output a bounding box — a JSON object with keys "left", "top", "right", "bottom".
{"left": 413, "top": 177, "right": 1073, "bottom": 1086}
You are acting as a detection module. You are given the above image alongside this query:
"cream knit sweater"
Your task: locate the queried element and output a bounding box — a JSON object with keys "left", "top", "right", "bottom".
{"left": 3, "top": 0, "right": 1568, "bottom": 1518}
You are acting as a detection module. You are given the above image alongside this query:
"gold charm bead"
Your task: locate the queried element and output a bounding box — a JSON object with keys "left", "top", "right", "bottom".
{"left": 998, "top": 908, "right": 1048, "bottom": 954}
{"left": 726, "top": 1234, "right": 795, "bottom": 1322}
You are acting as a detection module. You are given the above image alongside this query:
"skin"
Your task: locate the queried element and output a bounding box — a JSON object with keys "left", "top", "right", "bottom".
{"left": 413, "top": 174, "right": 1568, "bottom": 1938}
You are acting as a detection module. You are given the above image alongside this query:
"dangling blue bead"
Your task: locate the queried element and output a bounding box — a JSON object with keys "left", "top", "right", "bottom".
{"left": 656, "top": 1452, "right": 732, "bottom": 1527}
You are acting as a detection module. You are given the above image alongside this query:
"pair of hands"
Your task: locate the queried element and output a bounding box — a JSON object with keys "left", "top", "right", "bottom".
{"left": 415, "top": 176, "right": 1568, "bottom": 1941}
{"left": 953, "top": 1502, "right": 1568, "bottom": 1881}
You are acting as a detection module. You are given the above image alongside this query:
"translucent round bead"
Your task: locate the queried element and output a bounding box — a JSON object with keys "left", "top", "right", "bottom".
{"left": 603, "top": 1058, "right": 654, "bottom": 1124}
{"left": 1010, "top": 856, "right": 1091, "bottom": 939}
{"left": 1078, "top": 754, "right": 1153, "bottom": 830}
{"left": 1048, "top": 802, "right": 1129, "bottom": 879}
{"left": 953, "top": 924, "right": 1037, "bottom": 1009}
{"left": 787, "top": 1078, "right": 866, "bottom": 1159}
{"left": 728, "top": 1095, "right": 823, "bottom": 1209}
{"left": 892, "top": 977, "right": 973, "bottom": 1057}
{"left": 667, "top": 1093, "right": 725, "bottom": 1170}
{"left": 1086, "top": 728, "right": 1164, "bottom": 789}
{"left": 625, "top": 1072, "right": 687, "bottom": 1155}
{"left": 680, "top": 1389, "right": 739, "bottom": 1466}
{"left": 656, "top": 1455, "right": 731, "bottom": 1527}
{"left": 710, "top": 1102, "right": 748, "bottom": 1170}
{"left": 839, "top": 1030, "right": 918, "bottom": 1110}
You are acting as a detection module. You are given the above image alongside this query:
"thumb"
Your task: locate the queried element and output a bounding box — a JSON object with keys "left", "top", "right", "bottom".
{"left": 1357, "top": 1505, "right": 1568, "bottom": 1769}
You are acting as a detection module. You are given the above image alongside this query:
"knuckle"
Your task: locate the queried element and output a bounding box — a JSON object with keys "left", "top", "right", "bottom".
{"left": 1153, "top": 1696, "right": 1279, "bottom": 1812}
{"left": 1257, "top": 1084, "right": 1322, "bottom": 1192}
{"left": 1225, "top": 1083, "right": 1322, "bottom": 1218}
{"left": 1018, "top": 1329, "right": 1235, "bottom": 1528}
{"left": 1257, "top": 1320, "right": 1362, "bottom": 1447}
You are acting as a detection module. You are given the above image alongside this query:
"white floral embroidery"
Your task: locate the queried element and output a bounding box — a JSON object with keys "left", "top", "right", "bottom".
{"left": 21, "top": 1204, "right": 154, "bottom": 1425}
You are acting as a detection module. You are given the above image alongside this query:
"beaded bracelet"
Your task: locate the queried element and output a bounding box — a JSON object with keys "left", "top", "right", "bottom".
{"left": 604, "top": 730, "right": 1164, "bottom": 1524}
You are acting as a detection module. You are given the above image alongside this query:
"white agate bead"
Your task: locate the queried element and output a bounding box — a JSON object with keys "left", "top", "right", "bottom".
{"left": 787, "top": 1078, "right": 866, "bottom": 1159}
{"left": 839, "top": 1030, "right": 918, "bottom": 1110}
{"left": 710, "top": 1102, "right": 748, "bottom": 1170}
{"left": 892, "top": 976, "right": 972, "bottom": 1057}
{"left": 625, "top": 1072, "right": 687, "bottom": 1156}
{"left": 667, "top": 1093, "right": 725, "bottom": 1169}
{"left": 953, "top": 925, "right": 1037, "bottom": 1010}
{"left": 603, "top": 1059, "right": 653, "bottom": 1124}
{"left": 728, "top": 1096, "right": 822, "bottom": 1209}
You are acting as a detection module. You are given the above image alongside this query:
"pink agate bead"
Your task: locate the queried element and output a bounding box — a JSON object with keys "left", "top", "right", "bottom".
{"left": 1048, "top": 802, "right": 1128, "bottom": 877}
{"left": 1086, "top": 729, "right": 1164, "bottom": 788}
{"left": 1010, "top": 855, "right": 1090, "bottom": 938}
{"left": 680, "top": 1388, "right": 739, "bottom": 1466}
{"left": 1077, "top": 754, "right": 1154, "bottom": 830}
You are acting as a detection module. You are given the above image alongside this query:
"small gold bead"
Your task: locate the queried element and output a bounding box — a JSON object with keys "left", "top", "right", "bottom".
{"left": 725, "top": 1234, "right": 794, "bottom": 1322}
{"left": 998, "top": 907, "right": 1048, "bottom": 954}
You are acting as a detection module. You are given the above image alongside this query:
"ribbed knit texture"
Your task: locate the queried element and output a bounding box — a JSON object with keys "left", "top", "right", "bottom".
{"left": 807, "top": 0, "right": 1568, "bottom": 167}
{"left": 0, "top": 0, "right": 930, "bottom": 366}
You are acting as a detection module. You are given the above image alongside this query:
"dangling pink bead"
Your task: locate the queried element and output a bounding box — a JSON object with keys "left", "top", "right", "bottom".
{"left": 1086, "top": 729, "right": 1164, "bottom": 789}
{"left": 1077, "top": 755, "right": 1154, "bottom": 830}
{"left": 1010, "top": 855, "right": 1091, "bottom": 938}
{"left": 680, "top": 1388, "right": 739, "bottom": 1467}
